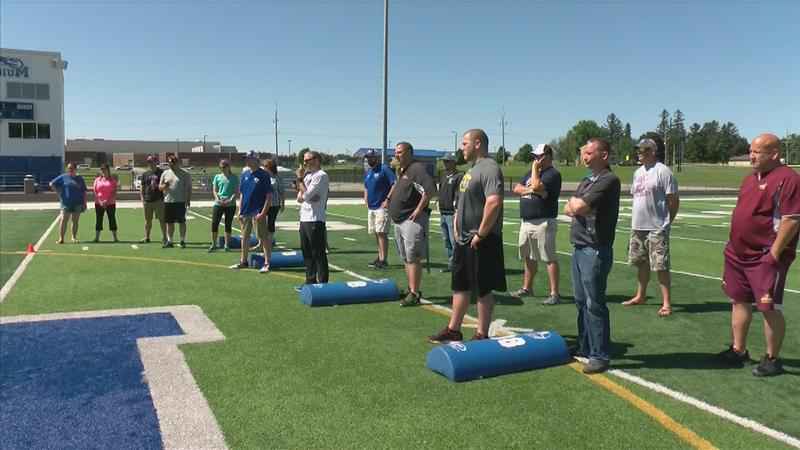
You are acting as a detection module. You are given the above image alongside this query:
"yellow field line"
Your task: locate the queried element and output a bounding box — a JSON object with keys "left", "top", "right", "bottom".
{"left": 568, "top": 362, "right": 717, "bottom": 450}
{"left": 0, "top": 251, "right": 306, "bottom": 281}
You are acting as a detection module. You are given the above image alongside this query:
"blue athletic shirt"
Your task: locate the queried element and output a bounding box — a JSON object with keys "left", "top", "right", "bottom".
{"left": 364, "top": 163, "right": 396, "bottom": 210}
{"left": 51, "top": 174, "right": 87, "bottom": 208}
{"left": 239, "top": 168, "right": 272, "bottom": 216}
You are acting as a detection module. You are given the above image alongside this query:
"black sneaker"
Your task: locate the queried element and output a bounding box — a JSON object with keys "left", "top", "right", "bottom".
{"left": 752, "top": 355, "right": 783, "bottom": 377}
{"left": 367, "top": 258, "right": 379, "bottom": 268}
{"left": 179, "top": 241, "right": 186, "bottom": 248}
{"left": 229, "top": 261, "right": 249, "bottom": 270}
{"left": 162, "top": 241, "right": 174, "bottom": 248}
{"left": 375, "top": 260, "right": 388, "bottom": 270}
{"left": 717, "top": 345, "right": 750, "bottom": 367}
{"left": 583, "top": 359, "right": 610, "bottom": 374}
{"left": 428, "top": 327, "right": 463, "bottom": 344}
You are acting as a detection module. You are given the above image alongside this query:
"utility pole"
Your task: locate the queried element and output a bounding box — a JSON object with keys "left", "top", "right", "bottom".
{"left": 273, "top": 105, "right": 279, "bottom": 160}
{"left": 203, "top": 134, "right": 206, "bottom": 152}
{"left": 381, "top": 0, "right": 389, "bottom": 165}
{"left": 451, "top": 130, "right": 457, "bottom": 153}
{"left": 500, "top": 109, "right": 508, "bottom": 157}
{"left": 288, "top": 139, "right": 292, "bottom": 157}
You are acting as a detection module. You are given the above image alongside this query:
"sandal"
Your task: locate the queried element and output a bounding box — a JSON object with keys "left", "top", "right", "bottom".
{"left": 657, "top": 306, "right": 672, "bottom": 317}
{"left": 622, "top": 298, "right": 647, "bottom": 306}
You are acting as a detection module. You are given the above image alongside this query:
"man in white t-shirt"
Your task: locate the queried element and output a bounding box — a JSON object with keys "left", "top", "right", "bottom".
{"left": 623, "top": 138, "right": 680, "bottom": 316}
{"left": 296, "top": 151, "right": 330, "bottom": 285}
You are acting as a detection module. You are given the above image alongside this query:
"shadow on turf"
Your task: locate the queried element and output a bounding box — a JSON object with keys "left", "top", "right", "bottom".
{"left": 612, "top": 353, "right": 800, "bottom": 374}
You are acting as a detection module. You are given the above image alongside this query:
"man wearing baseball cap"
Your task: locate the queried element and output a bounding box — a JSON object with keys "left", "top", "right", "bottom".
{"left": 363, "top": 149, "right": 396, "bottom": 269}
{"left": 437, "top": 152, "right": 463, "bottom": 272}
{"left": 140, "top": 155, "right": 166, "bottom": 244}
{"left": 622, "top": 138, "right": 679, "bottom": 317}
{"left": 231, "top": 151, "right": 273, "bottom": 272}
{"left": 511, "top": 144, "right": 562, "bottom": 304}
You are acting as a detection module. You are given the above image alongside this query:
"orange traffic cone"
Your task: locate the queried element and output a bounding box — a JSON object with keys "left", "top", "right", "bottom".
{"left": 26, "top": 243, "right": 36, "bottom": 254}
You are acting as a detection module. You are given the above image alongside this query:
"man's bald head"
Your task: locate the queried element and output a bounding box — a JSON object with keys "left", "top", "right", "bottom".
{"left": 752, "top": 133, "right": 781, "bottom": 153}
{"left": 749, "top": 132, "right": 783, "bottom": 173}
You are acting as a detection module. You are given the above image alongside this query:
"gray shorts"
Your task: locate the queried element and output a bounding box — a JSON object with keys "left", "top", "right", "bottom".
{"left": 394, "top": 212, "right": 429, "bottom": 263}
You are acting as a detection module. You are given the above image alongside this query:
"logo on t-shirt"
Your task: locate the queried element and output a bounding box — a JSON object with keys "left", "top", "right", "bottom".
{"left": 459, "top": 173, "right": 471, "bottom": 192}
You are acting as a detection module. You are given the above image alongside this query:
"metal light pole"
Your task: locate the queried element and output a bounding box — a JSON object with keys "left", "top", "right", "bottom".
{"left": 273, "top": 105, "right": 279, "bottom": 159}
{"left": 288, "top": 139, "right": 292, "bottom": 156}
{"left": 451, "top": 130, "right": 457, "bottom": 153}
{"left": 381, "top": 0, "right": 389, "bottom": 164}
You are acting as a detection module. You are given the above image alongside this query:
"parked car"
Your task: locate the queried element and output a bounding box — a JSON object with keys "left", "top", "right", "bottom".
{"left": 77, "top": 164, "right": 90, "bottom": 170}
{"left": 114, "top": 165, "right": 132, "bottom": 171}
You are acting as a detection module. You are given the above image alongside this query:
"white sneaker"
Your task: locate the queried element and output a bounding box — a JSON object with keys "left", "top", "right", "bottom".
{"left": 259, "top": 265, "right": 270, "bottom": 274}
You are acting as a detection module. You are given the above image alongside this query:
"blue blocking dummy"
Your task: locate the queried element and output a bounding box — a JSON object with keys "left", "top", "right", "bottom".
{"left": 249, "top": 251, "right": 305, "bottom": 269}
{"left": 299, "top": 279, "right": 400, "bottom": 307}
{"left": 220, "top": 235, "right": 259, "bottom": 249}
{"left": 426, "top": 331, "right": 571, "bottom": 382}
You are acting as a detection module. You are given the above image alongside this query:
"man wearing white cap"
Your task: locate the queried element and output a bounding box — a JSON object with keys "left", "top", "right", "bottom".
{"left": 511, "top": 144, "right": 562, "bottom": 304}
{"left": 622, "top": 138, "right": 679, "bottom": 316}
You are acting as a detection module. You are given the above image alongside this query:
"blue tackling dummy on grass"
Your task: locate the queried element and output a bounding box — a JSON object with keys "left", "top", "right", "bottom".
{"left": 249, "top": 251, "right": 304, "bottom": 269}
{"left": 0, "top": 313, "right": 184, "bottom": 449}
{"left": 426, "top": 331, "right": 571, "bottom": 382}
{"left": 299, "top": 279, "right": 400, "bottom": 306}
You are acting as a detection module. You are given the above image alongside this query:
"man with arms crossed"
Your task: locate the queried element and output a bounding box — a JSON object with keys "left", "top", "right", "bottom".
{"left": 159, "top": 155, "right": 192, "bottom": 248}
{"left": 230, "top": 151, "right": 272, "bottom": 273}
{"left": 564, "top": 138, "right": 621, "bottom": 374}
{"left": 388, "top": 142, "right": 437, "bottom": 307}
{"left": 719, "top": 133, "right": 800, "bottom": 377}
{"left": 296, "top": 151, "right": 330, "bottom": 285}
{"left": 437, "top": 153, "right": 463, "bottom": 272}
{"left": 511, "top": 144, "right": 562, "bottom": 304}
{"left": 429, "top": 129, "right": 506, "bottom": 342}
{"left": 363, "top": 149, "right": 396, "bottom": 269}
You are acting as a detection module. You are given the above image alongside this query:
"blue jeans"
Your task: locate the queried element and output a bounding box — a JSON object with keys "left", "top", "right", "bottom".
{"left": 440, "top": 213, "right": 455, "bottom": 267}
{"left": 572, "top": 245, "right": 613, "bottom": 361}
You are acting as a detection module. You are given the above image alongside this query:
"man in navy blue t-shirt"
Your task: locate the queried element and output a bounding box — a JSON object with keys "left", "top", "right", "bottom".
{"left": 231, "top": 151, "right": 273, "bottom": 273}
{"left": 363, "top": 149, "right": 396, "bottom": 269}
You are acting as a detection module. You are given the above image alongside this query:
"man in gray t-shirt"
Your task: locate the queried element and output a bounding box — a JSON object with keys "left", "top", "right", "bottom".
{"left": 623, "top": 138, "right": 680, "bottom": 317}
{"left": 428, "top": 129, "right": 507, "bottom": 344}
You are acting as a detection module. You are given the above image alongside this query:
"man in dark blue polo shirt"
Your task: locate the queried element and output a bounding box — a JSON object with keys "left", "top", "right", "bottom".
{"left": 231, "top": 151, "right": 273, "bottom": 273}
{"left": 437, "top": 153, "right": 463, "bottom": 272}
{"left": 511, "top": 144, "right": 562, "bottom": 304}
{"left": 363, "top": 149, "right": 396, "bottom": 269}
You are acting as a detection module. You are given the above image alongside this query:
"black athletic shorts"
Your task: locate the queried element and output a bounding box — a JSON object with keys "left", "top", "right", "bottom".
{"left": 164, "top": 202, "right": 187, "bottom": 224}
{"left": 451, "top": 233, "right": 507, "bottom": 297}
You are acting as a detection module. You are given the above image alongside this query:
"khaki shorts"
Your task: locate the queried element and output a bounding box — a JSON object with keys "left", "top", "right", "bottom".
{"left": 368, "top": 208, "right": 390, "bottom": 234}
{"left": 241, "top": 214, "right": 269, "bottom": 242}
{"left": 144, "top": 200, "right": 164, "bottom": 222}
{"left": 518, "top": 218, "right": 558, "bottom": 262}
{"left": 628, "top": 229, "right": 670, "bottom": 271}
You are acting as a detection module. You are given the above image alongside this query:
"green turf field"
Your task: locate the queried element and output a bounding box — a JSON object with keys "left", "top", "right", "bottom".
{"left": 0, "top": 210, "right": 58, "bottom": 286}
{"left": 1, "top": 200, "right": 798, "bottom": 449}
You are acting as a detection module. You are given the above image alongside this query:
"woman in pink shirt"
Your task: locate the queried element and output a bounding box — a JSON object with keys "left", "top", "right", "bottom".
{"left": 93, "top": 163, "right": 119, "bottom": 242}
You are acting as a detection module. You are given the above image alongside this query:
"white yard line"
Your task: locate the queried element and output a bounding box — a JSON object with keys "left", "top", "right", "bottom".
{"left": 0, "top": 214, "right": 59, "bottom": 303}
{"left": 326, "top": 209, "right": 800, "bottom": 446}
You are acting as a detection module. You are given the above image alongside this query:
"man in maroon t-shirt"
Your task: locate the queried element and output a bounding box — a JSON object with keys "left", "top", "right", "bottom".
{"left": 719, "top": 133, "right": 800, "bottom": 377}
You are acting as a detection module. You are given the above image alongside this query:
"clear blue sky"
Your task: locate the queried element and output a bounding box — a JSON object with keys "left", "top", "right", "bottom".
{"left": 2, "top": 0, "right": 798, "bottom": 156}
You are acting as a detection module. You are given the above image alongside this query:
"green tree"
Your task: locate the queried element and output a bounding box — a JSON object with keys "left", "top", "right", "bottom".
{"left": 685, "top": 123, "right": 703, "bottom": 162}
{"left": 657, "top": 109, "right": 671, "bottom": 164}
{"left": 618, "top": 122, "right": 635, "bottom": 165}
{"left": 561, "top": 120, "right": 608, "bottom": 165}
{"left": 455, "top": 149, "right": 466, "bottom": 165}
{"left": 605, "top": 113, "right": 624, "bottom": 162}
{"left": 495, "top": 146, "right": 509, "bottom": 164}
{"left": 514, "top": 143, "right": 534, "bottom": 163}
{"left": 670, "top": 109, "right": 687, "bottom": 167}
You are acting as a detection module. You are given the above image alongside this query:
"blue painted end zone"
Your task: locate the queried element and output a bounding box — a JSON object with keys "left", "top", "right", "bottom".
{"left": 0, "top": 313, "right": 184, "bottom": 449}
{"left": 426, "top": 331, "right": 571, "bottom": 382}
{"left": 299, "top": 279, "right": 400, "bottom": 307}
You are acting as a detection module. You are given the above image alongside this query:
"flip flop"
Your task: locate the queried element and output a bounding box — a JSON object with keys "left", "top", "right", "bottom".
{"left": 622, "top": 298, "right": 647, "bottom": 306}
{"left": 657, "top": 306, "right": 672, "bottom": 317}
